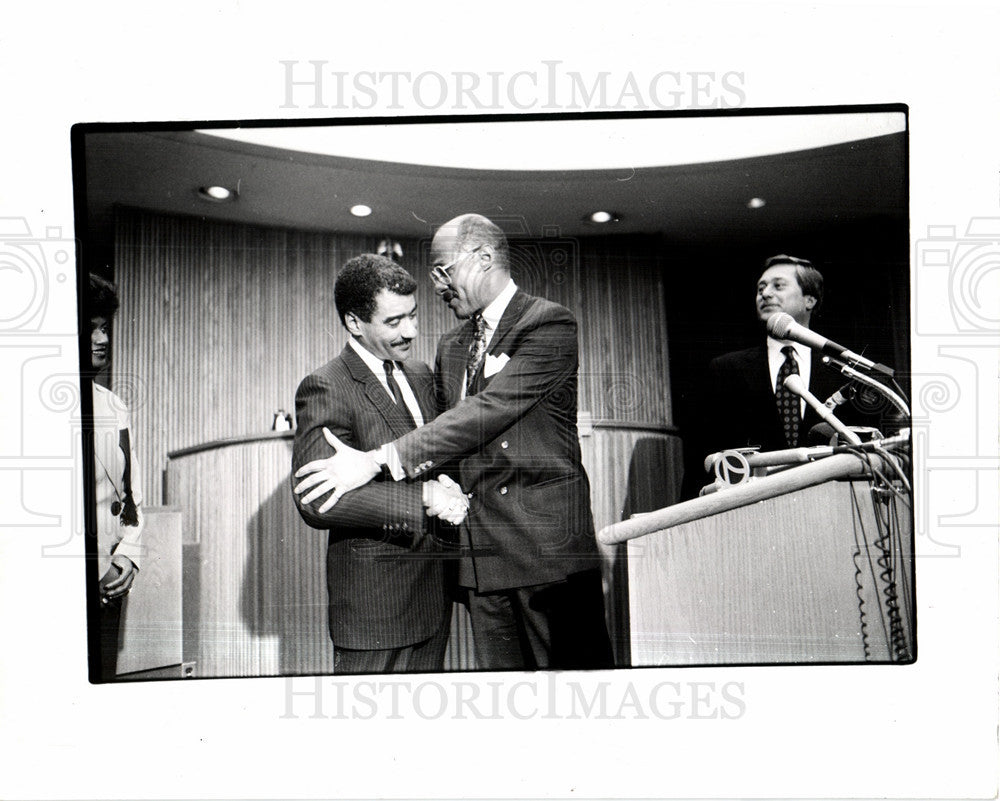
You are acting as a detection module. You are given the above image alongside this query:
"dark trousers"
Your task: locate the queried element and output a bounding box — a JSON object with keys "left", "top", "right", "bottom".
{"left": 467, "top": 568, "right": 615, "bottom": 671}
{"left": 332, "top": 607, "right": 451, "bottom": 675}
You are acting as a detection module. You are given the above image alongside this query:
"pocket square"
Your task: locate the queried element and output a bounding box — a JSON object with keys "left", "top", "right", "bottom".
{"left": 484, "top": 353, "right": 510, "bottom": 378}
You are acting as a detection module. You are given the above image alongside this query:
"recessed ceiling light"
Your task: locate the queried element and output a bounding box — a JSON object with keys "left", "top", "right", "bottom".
{"left": 350, "top": 204, "right": 373, "bottom": 217}
{"left": 587, "top": 210, "right": 618, "bottom": 224}
{"left": 198, "top": 185, "right": 234, "bottom": 201}
{"left": 747, "top": 197, "right": 766, "bottom": 209}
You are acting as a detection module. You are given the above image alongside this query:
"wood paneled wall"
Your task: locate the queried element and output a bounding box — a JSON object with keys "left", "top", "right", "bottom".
{"left": 112, "top": 207, "right": 678, "bottom": 675}
{"left": 169, "top": 428, "right": 681, "bottom": 677}
{"left": 114, "top": 209, "right": 674, "bottom": 505}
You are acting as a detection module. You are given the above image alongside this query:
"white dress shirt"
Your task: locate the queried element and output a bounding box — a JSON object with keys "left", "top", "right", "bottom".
{"left": 348, "top": 337, "right": 424, "bottom": 427}
{"left": 766, "top": 335, "right": 811, "bottom": 418}
{"left": 380, "top": 280, "right": 518, "bottom": 477}
{"left": 460, "top": 279, "right": 518, "bottom": 400}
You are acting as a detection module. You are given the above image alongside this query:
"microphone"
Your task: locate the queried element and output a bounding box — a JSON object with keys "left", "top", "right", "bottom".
{"left": 783, "top": 373, "right": 863, "bottom": 446}
{"left": 808, "top": 422, "right": 838, "bottom": 446}
{"left": 823, "top": 382, "right": 853, "bottom": 410}
{"left": 766, "top": 313, "right": 894, "bottom": 377}
{"left": 822, "top": 356, "right": 911, "bottom": 418}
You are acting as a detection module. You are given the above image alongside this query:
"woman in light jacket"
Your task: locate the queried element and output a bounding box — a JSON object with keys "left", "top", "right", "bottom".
{"left": 88, "top": 274, "right": 143, "bottom": 681}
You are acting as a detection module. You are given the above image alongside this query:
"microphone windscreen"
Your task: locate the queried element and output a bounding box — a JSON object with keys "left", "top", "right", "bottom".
{"left": 808, "top": 422, "right": 837, "bottom": 446}
{"left": 782, "top": 372, "right": 807, "bottom": 395}
{"left": 766, "top": 312, "right": 794, "bottom": 339}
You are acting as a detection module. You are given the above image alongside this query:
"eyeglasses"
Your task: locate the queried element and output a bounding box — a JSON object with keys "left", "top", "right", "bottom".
{"left": 429, "top": 244, "right": 483, "bottom": 286}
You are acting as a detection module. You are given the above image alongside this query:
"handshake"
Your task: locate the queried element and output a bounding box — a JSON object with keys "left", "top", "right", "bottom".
{"left": 422, "top": 474, "right": 469, "bottom": 525}
{"left": 293, "top": 426, "right": 469, "bottom": 525}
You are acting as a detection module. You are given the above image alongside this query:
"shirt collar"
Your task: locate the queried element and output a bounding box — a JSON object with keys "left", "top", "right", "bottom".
{"left": 480, "top": 278, "right": 518, "bottom": 332}
{"left": 766, "top": 335, "right": 810, "bottom": 364}
{"left": 348, "top": 337, "right": 394, "bottom": 377}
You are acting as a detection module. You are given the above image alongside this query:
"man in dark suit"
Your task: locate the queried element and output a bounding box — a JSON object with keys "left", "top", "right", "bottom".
{"left": 295, "top": 214, "right": 614, "bottom": 671}
{"left": 291, "top": 253, "right": 468, "bottom": 675}
{"left": 703, "top": 254, "right": 852, "bottom": 458}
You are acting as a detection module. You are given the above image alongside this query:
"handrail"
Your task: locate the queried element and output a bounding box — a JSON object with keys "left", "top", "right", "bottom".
{"left": 597, "top": 451, "right": 891, "bottom": 545}
{"left": 166, "top": 419, "right": 677, "bottom": 460}
{"left": 167, "top": 430, "right": 294, "bottom": 460}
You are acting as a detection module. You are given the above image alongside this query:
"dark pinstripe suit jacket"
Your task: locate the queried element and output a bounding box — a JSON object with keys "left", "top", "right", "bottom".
{"left": 392, "top": 290, "right": 601, "bottom": 593}
{"left": 291, "top": 345, "right": 449, "bottom": 651}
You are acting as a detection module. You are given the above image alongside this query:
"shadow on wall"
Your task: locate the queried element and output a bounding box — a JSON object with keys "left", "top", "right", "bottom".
{"left": 603, "top": 435, "right": 683, "bottom": 668}
{"left": 240, "top": 474, "right": 334, "bottom": 676}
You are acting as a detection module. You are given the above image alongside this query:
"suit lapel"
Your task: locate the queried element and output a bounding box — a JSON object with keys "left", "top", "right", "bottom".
{"left": 342, "top": 345, "right": 416, "bottom": 438}
{"left": 486, "top": 290, "right": 528, "bottom": 358}
{"left": 398, "top": 362, "right": 435, "bottom": 423}
{"left": 440, "top": 327, "right": 471, "bottom": 409}
{"left": 744, "top": 344, "right": 774, "bottom": 397}
{"left": 469, "top": 290, "right": 529, "bottom": 395}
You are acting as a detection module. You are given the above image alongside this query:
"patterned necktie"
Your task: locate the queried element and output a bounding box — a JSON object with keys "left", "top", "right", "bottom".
{"left": 775, "top": 345, "right": 801, "bottom": 447}
{"left": 383, "top": 360, "right": 414, "bottom": 426}
{"left": 465, "top": 312, "right": 487, "bottom": 395}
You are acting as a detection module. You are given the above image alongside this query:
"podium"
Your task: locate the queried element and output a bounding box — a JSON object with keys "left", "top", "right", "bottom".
{"left": 599, "top": 452, "right": 914, "bottom": 665}
{"left": 165, "top": 431, "right": 477, "bottom": 677}
{"left": 116, "top": 506, "right": 184, "bottom": 678}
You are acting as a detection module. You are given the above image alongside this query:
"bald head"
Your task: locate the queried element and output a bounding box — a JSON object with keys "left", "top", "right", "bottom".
{"left": 440, "top": 214, "right": 510, "bottom": 269}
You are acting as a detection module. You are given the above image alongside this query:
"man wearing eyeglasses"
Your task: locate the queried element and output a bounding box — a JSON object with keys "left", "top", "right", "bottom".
{"left": 295, "top": 214, "right": 614, "bottom": 671}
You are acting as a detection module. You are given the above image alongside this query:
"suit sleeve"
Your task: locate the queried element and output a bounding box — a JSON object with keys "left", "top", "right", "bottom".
{"left": 393, "top": 304, "right": 579, "bottom": 478}
{"left": 291, "top": 370, "right": 426, "bottom": 535}
{"left": 702, "top": 356, "right": 732, "bottom": 456}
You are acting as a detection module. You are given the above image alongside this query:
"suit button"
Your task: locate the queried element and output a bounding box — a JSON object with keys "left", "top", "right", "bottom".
{"left": 499, "top": 486, "right": 508, "bottom": 495}
{"left": 500, "top": 441, "right": 508, "bottom": 449}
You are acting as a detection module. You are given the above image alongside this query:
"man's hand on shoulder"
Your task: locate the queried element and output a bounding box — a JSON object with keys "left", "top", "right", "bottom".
{"left": 293, "top": 428, "right": 381, "bottom": 512}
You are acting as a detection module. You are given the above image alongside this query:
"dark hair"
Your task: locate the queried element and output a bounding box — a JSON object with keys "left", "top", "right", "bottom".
{"left": 762, "top": 254, "right": 824, "bottom": 313}
{"left": 89, "top": 273, "right": 120, "bottom": 319}
{"left": 334, "top": 254, "right": 417, "bottom": 327}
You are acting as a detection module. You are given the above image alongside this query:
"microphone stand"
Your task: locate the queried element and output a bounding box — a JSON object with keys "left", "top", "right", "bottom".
{"left": 822, "top": 356, "right": 911, "bottom": 418}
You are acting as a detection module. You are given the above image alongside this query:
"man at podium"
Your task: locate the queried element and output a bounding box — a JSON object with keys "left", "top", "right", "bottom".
{"left": 703, "top": 254, "right": 851, "bottom": 456}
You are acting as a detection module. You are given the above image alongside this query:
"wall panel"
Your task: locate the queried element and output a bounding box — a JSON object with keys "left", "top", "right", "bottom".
{"left": 116, "top": 209, "right": 674, "bottom": 506}
{"left": 115, "top": 208, "right": 675, "bottom": 674}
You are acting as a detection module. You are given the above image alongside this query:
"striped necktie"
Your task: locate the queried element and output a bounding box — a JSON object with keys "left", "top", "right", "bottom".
{"left": 383, "top": 360, "right": 414, "bottom": 426}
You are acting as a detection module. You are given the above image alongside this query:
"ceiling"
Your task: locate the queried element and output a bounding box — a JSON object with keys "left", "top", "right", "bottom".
{"left": 78, "top": 114, "right": 907, "bottom": 252}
